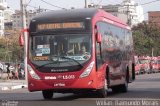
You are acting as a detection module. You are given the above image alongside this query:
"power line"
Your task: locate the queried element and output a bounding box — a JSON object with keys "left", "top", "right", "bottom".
{"left": 26, "top": 0, "right": 32, "bottom": 6}
{"left": 39, "top": 0, "right": 67, "bottom": 10}
{"left": 141, "top": 0, "right": 160, "bottom": 5}
{"left": 107, "top": 0, "right": 121, "bottom": 4}
{"left": 97, "top": 0, "right": 103, "bottom": 6}
{"left": 27, "top": 4, "right": 54, "bottom": 11}
{"left": 27, "top": 4, "right": 37, "bottom": 9}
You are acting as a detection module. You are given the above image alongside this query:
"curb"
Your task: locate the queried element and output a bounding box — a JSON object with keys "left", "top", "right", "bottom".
{"left": 0, "top": 84, "right": 27, "bottom": 91}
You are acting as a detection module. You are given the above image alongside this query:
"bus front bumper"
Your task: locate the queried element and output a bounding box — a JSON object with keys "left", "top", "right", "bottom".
{"left": 28, "top": 76, "right": 97, "bottom": 92}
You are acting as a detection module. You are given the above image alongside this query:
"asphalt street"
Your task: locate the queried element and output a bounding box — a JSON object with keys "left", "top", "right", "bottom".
{"left": 0, "top": 73, "right": 160, "bottom": 106}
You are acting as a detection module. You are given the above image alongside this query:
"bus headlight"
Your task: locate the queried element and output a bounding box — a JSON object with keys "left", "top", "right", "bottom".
{"left": 80, "top": 61, "right": 94, "bottom": 78}
{"left": 28, "top": 65, "right": 40, "bottom": 80}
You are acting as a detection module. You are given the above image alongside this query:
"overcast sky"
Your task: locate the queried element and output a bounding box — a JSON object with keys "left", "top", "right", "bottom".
{"left": 6, "top": 0, "right": 160, "bottom": 20}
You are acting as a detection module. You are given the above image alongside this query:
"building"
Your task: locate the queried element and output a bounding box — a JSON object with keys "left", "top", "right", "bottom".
{"left": 4, "top": 7, "right": 14, "bottom": 30}
{"left": 12, "top": 10, "right": 35, "bottom": 29}
{"left": 88, "top": 0, "right": 144, "bottom": 27}
{"left": 4, "top": 22, "right": 12, "bottom": 30}
{"left": 148, "top": 11, "right": 160, "bottom": 28}
{"left": 0, "top": 0, "right": 7, "bottom": 36}
{"left": 118, "top": 0, "right": 144, "bottom": 26}
{"left": 4, "top": 7, "right": 14, "bottom": 22}
{"left": 102, "top": 5, "right": 120, "bottom": 17}
{"left": 12, "top": 9, "right": 47, "bottom": 29}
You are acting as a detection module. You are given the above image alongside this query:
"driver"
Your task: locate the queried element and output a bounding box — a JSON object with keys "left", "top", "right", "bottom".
{"left": 81, "top": 45, "right": 87, "bottom": 54}
{"left": 80, "top": 45, "right": 90, "bottom": 59}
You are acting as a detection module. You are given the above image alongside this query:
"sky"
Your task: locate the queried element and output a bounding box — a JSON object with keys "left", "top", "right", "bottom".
{"left": 6, "top": 0, "right": 160, "bottom": 20}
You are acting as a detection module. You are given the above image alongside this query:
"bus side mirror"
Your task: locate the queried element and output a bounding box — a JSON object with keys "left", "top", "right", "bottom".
{"left": 19, "top": 28, "right": 29, "bottom": 47}
{"left": 19, "top": 33, "right": 24, "bottom": 47}
{"left": 96, "top": 32, "right": 102, "bottom": 43}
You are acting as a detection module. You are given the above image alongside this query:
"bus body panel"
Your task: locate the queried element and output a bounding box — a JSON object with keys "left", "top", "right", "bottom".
{"left": 28, "top": 59, "right": 100, "bottom": 91}
{"left": 92, "top": 10, "right": 134, "bottom": 87}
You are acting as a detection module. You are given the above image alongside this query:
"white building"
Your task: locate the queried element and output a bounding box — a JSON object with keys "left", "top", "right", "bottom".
{"left": 0, "top": 0, "right": 7, "bottom": 36}
{"left": 12, "top": 10, "right": 37, "bottom": 29}
{"left": 118, "top": 0, "right": 144, "bottom": 26}
{"left": 102, "top": 5, "right": 120, "bottom": 17}
{"left": 88, "top": 0, "right": 144, "bottom": 27}
{"left": 4, "top": 7, "right": 14, "bottom": 23}
{"left": 12, "top": 9, "right": 47, "bottom": 29}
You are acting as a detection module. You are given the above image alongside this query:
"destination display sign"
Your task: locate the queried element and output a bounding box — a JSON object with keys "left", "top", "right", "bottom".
{"left": 37, "top": 22, "right": 84, "bottom": 30}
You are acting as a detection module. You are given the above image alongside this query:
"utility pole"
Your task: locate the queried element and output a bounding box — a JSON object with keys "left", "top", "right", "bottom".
{"left": 20, "top": 0, "right": 28, "bottom": 83}
{"left": 126, "top": 4, "right": 131, "bottom": 26}
{"left": 85, "top": 0, "right": 87, "bottom": 8}
{"left": 152, "top": 48, "right": 154, "bottom": 57}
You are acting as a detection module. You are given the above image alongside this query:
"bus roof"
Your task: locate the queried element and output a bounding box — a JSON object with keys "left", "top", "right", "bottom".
{"left": 32, "top": 8, "right": 98, "bottom": 23}
{"left": 31, "top": 8, "right": 127, "bottom": 26}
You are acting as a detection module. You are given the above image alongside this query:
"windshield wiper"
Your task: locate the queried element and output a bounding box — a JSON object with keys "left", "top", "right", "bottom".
{"left": 36, "top": 55, "right": 61, "bottom": 69}
{"left": 60, "top": 56, "right": 83, "bottom": 68}
{"left": 36, "top": 61, "right": 57, "bottom": 70}
{"left": 36, "top": 56, "right": 83, "bottom": 69}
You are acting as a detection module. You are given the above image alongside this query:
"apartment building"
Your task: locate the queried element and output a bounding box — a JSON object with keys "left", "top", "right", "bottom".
{"left": 12, "top": 9, "right": 47, "bottom": 29}
{"left": 0, "top": 0, "right": 7, "bottom": 36}
{"left": 88, "top": 0, "right": 144, "bottom": 27}
{"left": 148, "top": 11, "right": 160, "bottom": 28}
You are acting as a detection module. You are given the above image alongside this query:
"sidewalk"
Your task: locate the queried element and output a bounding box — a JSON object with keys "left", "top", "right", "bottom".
{"left": 0, "top": 73, "right": 27, "bottom": 91}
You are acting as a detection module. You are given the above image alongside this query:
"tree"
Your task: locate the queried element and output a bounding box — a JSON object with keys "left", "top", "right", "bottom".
{"left": 0, "top": 30, "right": 23, "bottom": 62}
{"left": 132, "top": 21, "right": 160, "bottom": 56}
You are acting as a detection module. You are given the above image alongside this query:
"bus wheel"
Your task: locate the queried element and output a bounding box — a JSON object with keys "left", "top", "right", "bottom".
{"left": 112, "top": 73, "right": 128, "bottom": 93}
{"left": 120, "top": 79, "right": 128, "bottom": 92}
{"left": 0, "top": 68, "right": 3, "bottom": 79}
{"left": 120, "top": 69, "right": 129, "bottom": 93}
{"left": 42, "top": 90, "right": 53, "bottom": 99}
{"left": 112, "top": 86, "right": 120, "bottom": 93}
{"left": 112, "top": 81, "right": 128, "bottom": 93}
{"left": 97, "top": 79, "right": 107, "bottom": 98}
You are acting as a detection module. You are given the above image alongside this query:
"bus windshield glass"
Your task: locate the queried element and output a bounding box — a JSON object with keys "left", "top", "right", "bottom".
{"left": 29, "top": 34, "right": 92, "bottom": 71}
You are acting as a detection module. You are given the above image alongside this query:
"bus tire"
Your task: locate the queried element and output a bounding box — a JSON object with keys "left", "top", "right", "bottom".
{"left": 112, "top": 69, "right": 129, "bottom": 93}
{"left": 112, "top": 81, "right": 128, "bottom": 93}
{"left": 106, "top": 67, "right": 110, "bottom": 87}
{"left": 42, "top": 90, "right": 54, "bottom": 99}
{"left": 132, "top": 63, "right": 135, "bottom": 80}
{"left": 120, "top": 79, "right": 128, "bottom": 93}
{"left": 120, "top": 68, "right": 129, "bottom": 93}
{"left": 112, "top": 86, "right": 120, "bottom": 93}
{"left": 97, "top": 79, "right": 107, "bottom": 98}
{"left": 0, "top": 68, "right": 3, "bottom": 79}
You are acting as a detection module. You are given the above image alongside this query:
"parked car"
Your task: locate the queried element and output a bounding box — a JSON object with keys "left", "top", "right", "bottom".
{"left": 157, "top": 56, "right": 160, "bottom": 71}
{"left": 134, "top": 56, "right": 141, "bottom": 75}
{"left": 138, "top": 56, "right": 152, "bottom": 74}
{"left": 135, "top": 61, "right": 141, "bottom": 75}
{"left": 0, "top": 64, "right": 3, "bottom": 79}
{"left": 151, "top": 57, "right": 158, "bottom": 73}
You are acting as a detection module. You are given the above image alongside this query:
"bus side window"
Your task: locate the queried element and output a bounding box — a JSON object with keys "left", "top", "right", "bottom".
{"left": 96, "top": 42, "right": 103, "bottom": 71}
{"left": 95, "top": 24, "right": 103, "bottom": 70}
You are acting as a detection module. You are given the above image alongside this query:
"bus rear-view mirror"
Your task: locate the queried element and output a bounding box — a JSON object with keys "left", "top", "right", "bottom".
{"left": 96, "top": 32, "right": 102, "bottom": 43}
{"left": 19, "top": 28, "right": 29, "bottom": 47}
{"left": 19, "top": 33, "right": 24, "bottom": 47}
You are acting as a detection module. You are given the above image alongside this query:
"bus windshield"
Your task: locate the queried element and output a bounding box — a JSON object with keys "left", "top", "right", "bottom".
{"left": 29, "top": 34, "right": 92, "bottom": 72}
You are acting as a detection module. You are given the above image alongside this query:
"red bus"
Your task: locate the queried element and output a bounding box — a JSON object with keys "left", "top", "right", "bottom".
{"left": 28, "top": 8, "right": 135, "bottom": 99}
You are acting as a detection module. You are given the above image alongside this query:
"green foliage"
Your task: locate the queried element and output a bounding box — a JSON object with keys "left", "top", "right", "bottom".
{"left": 0, "top": 30, "right": 23, "bottom": 62}
{"left": 132, "top": 21, "right": 160, "bottom": 56}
